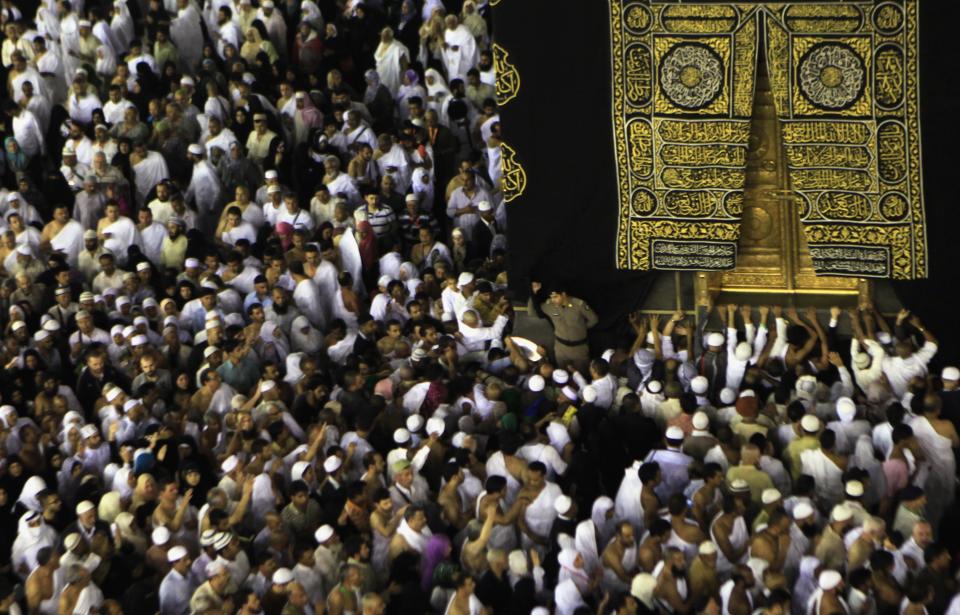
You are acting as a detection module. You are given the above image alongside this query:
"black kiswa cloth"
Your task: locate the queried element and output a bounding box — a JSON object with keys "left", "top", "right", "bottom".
{"left": 494, "top": 0, "right": 657, "bottom": 338}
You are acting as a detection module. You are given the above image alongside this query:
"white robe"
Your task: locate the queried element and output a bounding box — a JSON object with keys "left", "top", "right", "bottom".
{"left": 102, "top": 216, "right": 141, "bottom": 265}
{"left": 374, "top": 40, "right": 410, "bottom": 96}
{"left": 50, "top": 220, "right": 85, "bottom": 267}
{"left": 908, "top": 415, "right": 956, "bottom": 530}
{"left": 171, "top": 4, "right": 204, "bottom": 71}
{"left": 442, "top": 24, "right": 479, "bottom": 81}
{"left": 133, "top": 151, "right": 170, "bottom": 206}
{"left": 293, "top": 277, "right": 326, "bottom": 330}
{"left": 800, "top": 448, "right": 844, "bottom": 508}
{"left": 139, "top": 221, "right": 167, "bottom": 265}
{"left": 185, "top": 160, "right": 222, "bottom": 217}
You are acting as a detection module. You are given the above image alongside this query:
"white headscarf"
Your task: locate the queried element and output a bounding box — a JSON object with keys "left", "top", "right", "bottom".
{"left": 284, "top": 352, "right": 306, "bottom": 385}
{"left": 260, "top": 320, "right": 290, "bottom": 363}
{"left": 591, "top": 496, "right": 616, "bottom": 545}
{"left": 17, "top": 476, "right": 47, "bottom": 512}
{"left": 793, "top": 556, "right": 821, "bottom": 615}
{"left": 411, "top": 167, "right": 435, "bottom": 213}
{"left": 290, "top": 315, "right": 323, "bottom": 354}
{"left": 554, "top": 578, "right": 587, "bottom": 615}
{"left": 557, "top": 548, "right": 590, "bottom": 594}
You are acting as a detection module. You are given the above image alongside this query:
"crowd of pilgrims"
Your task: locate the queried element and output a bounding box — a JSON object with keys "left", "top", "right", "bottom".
{"left": 1, "top": 0, "right": 960, "bottom": 615}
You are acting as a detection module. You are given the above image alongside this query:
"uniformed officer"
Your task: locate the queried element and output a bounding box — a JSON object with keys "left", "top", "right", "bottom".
{"left": 528, "top": 281, "right": 598, "bottom": 372}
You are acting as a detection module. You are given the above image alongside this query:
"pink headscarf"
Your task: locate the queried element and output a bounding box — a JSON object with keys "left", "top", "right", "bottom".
{"left": 275, "top": 221, "right": 294, "bottom": 250}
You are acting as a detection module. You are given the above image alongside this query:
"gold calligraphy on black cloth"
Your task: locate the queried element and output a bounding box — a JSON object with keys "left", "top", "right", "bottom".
{"left": 610, "top": 0, "right": 926, "bottom": 279}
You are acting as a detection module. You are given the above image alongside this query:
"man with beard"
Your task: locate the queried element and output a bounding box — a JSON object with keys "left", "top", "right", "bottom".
{"left": 720, "top": 564, "right": 756, "bottom": 615}
{"left": 265, "top": 286, "right": 301, "bottom": 334}
{"left": 654, "top": 547, "right": 691, "bottom": 614}
{"left": 160, "top": 217, "right": 188, "bottom": 270}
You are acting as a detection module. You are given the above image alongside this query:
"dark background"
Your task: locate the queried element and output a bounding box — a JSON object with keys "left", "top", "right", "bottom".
{"left": 495, "top": 0, "right": 960, "bottom": 363}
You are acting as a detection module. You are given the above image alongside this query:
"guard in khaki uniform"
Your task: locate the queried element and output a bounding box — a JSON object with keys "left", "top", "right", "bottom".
{"left": 528, "top": 282, "right": 598, "bottom": 372}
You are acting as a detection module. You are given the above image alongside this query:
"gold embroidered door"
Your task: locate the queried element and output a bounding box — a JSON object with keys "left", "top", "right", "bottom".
{"left": 694, "top": 51, "right": 869, "bottom": 305}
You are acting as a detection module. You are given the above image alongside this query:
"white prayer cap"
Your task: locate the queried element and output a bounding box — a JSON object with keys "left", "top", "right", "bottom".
{"left": 457, "top": 272, "right": 474, "bottom": 289}
{"left": 845, "top": 480, "right": 864, "bottom": 498}
{"left": 79, "top": 291, "right": 95, "bottom": 302}
{"left": 123, "top": 326, "right": 137, "bottom": 338}
{"left": 943, "top": 366, "right": 960, "bottom": 381}
{"left": 877, "top": 331, "right": 893, "bottom": 345}
{"left": 739, "top": 389, "right": 755, "bottom": 398}
{"left": 853, "top": 353, "right": 871, "bottom": 369}
{"left": 64, "top": 533, "right": 82, "bottom": 551}
{"left": 706, "top": 332, "right": 725, "bottom": 347}
{"left": 836, "top": 397, "right": 856, "bottom": 422}
{"left": 314, "top": 525, "right": 334, "bottom": 543}
{"left": 116, "top": 295, "right": 131, "bottom": 307}
{"left": 692, "top": 412, "right": 709, "bottom": 430}
{"left": 203, "top": 346, "right": 220, "bottom": 358}
{"left": 272, "top": 568, "right": 293, "bottom": 584}
{"left": 265, "top": 170, "right": 279, "bottom": 180}
{"left": 477, "top": 200, "right": 492, "bottom": 212}
{"left": 405, "top": 193, "right": 418, "bottom": 202}
{"left": 122, "top": 399, "right": 140, "bottom": 412}
{"left": 205, "top": 561, "right": 226, "bottom": 579}
{"left": 262, "top": 0, "right": 274, "bottom": 7}
{"left": 185, "top": 258, "right": 200, "bottom": 268}
{"left": 830, "top": 504, "right": 853, "bottom": 523}
{"left": 508, "top": 550, "right": 528, "bottom": 576}
{"left": 761, "top": 488, "right": 781, "bottom": 505}
{"left": 729, "top": 479, "right": 749, "bottom": 493}
{"left": 719, "top": 388, "right": 737, "bottom": 405}
{"left": 528, "top": 375, "right": 545, "bottom": 392}
{"left": 78, "top": 19, "right": 91, "bottom": 27}
{"left": 80, "top": 425, "right": 98, "bottom": 439}
{"left": 552, "top": 369, "right": 569, "bottom": 385}
{"left": 734, "top": 341, "right": 751, "bottom": 362}
{"left": 646, "top": 380, "right": 663, "bottom": 394}
{"left": 323, "top": 455, "right": 342, "bottom": 473}
{"left": 143, "top": 297, "right": 158, "bottom": 308}
{"left": 630, "top": 574, "right": 657, "bottom": 603}
{"left": 561, "top": 385, "right": 578, "bottom": 401}
{"left": 187, "top": 143, "right": 204, "bottom": 155}
{"left": 554, "top": 494, "right": 573, "bottom": 515}
{"left": 82, "top": 229, "right": 98, "bottom": 240}
{"left": 134, "top": 260, "right": 151, "bottom": 272}
{"left": 377, "top": 274, "right": 392, "bottom": 288}
{"left": 260, "top": 380, "right": 276, "bottom": 393}
{"left": 582, "top": 385, "right": 598, "bottom": 403}
{"left": 267, "top": 184, "right": 282, "bottom": 193}
{"left": 793, "top": 502, "right": 815, "bottom": 521}
{"left": 393, "top": 428, "right": 411, "bottom": 444}
{"left": 426, "top": 417, "right": 445, "bottom": 437}
{"left": 34, "top": 330, "right": 49, "bottom": 342}
{"left": 801, "top": 414, "right": 821, "bottom": 433}
{"left": 665, "top": 426, "right": 684, "bottom": 441}
{"left": 698, "top": 541, "right": 717, "bottom": 555}
{"left": 152, "top": 526, "right": 171, "bottom": 545}
{"left": 213, "top": 531, "right": 233, "bottom": 551}
{"left": 76, "top": 500, "right": 95, "bottom": 515}
{"left": 105, "top": 387, "right": 122, "bottom": 402}
{"left": 452, "top": 432, "right": 467, "bottom": 448}
{"left": 15, "top": 244, "right": 31, "bottom": 256}
{"left": 10, "top": 320, "right": 26, "bottom": 331}
{"left": 167, "top": 546, "right": 189, "bottom": 562}
{"left": 818, "top": 570, "right": 843, "bottom": 591}
{"left": 200, "top": 529, "right": 218, "bottom": 547}
{"left": 602, "top": 348, "right": 615, "bottom": 362}
{"left": 690, "top": 376, "right": 709, "bottom": 395}
{"left": 131, "top": 334, "right": 148, "bottom": 346}
{"left": 221, "top": 455, "right": 239, "bottom": 473}
{"left": 180, "top": 76, "right": 195, "bottom": 86}
{"left": 406, "top": 414, "right": 424, "bottom": 433}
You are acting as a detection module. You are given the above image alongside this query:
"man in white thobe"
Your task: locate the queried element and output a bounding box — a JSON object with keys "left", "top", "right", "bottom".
{"left": 442, "top": 15, "right": 479, "bottom": 81}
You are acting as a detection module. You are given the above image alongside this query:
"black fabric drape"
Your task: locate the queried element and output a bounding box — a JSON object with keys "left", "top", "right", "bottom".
{"left": 494, "top": 0, "right": 658, "bottom": 346}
